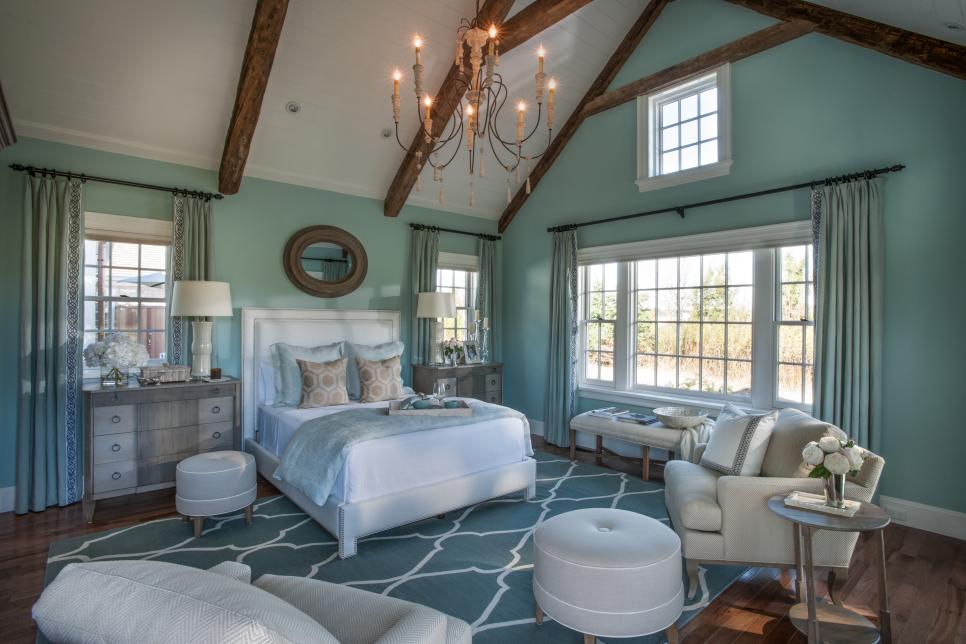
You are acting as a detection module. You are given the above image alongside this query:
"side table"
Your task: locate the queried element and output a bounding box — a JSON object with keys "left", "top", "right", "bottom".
{"left": 768, "top": 495, "right": 891, "bottom": 644}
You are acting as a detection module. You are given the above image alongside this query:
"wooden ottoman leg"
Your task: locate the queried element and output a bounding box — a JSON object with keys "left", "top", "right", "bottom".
{"left": 245, "top": 504, "right": 254, "bottom": 525}
{"left": 583, "top": 635, "right": 596, "bottom": 644}
{"left": 535, "top": 602, "right": 543, "bottom": 625}
{"left": 192, "top": 516, "right": 204, "bottom": 538}
{"left": 642, "top": 445, "right": 651, "bottom": 481}
{"left": 666, "top": 623, "right": 679, "bottom": 644}
{"left": 595, "top": 435, "right": 603, "bottom": 465}
{"left": 570, "top": 429, "right": 576, "bottom": 461}
{"left": 686, "top": 559, "right": 700, "bottom": 599}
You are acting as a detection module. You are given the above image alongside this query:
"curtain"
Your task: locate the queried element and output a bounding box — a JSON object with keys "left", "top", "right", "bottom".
{"left": 544, "top": 229, "right": 578, "bottom": 447}
{"left": 167, "top": 195, "right": 211, "bottom": 364}
{"left": 812, "top": 179, "right": 884, "bottom": 452}
{"left": 476, "top": 237, "right": 496, "bottom": 359}
{"left": 410, "top": 227, "right": 439, "bottom": 365}
{"left": 16, "top": 174, "right": 85, "bottom": 513}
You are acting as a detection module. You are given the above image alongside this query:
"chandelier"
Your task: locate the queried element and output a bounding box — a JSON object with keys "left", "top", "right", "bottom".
{"left": 389, "top": 12, "right": 557, "bottom": 207}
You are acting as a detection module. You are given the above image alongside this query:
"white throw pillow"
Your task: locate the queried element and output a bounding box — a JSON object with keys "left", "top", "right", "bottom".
{"left": 259, "top": 361, "right": 276, "bottom": 406}
{"left": 700, "top": 403, "right": 778, "bottom": 476}
{"left": 33, "top": 560, "right": 337, "bottom": 644}
{"left": 345, "top": 341, "right": 405, "bottom": 399}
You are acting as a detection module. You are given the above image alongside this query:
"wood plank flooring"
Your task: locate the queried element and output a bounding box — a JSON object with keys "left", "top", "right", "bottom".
{"left": 1, "top": 440, "right": 962, "bottom": 643}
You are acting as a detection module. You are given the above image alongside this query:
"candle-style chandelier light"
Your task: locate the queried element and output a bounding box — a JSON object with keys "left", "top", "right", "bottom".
{"left": 390, "top": 10, "right": 557, "bottom": 207}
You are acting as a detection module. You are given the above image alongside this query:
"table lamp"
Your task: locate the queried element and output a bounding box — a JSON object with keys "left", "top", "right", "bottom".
{"left": 171, "top": 280, "right": 233, "bottom": 377}
{"left": 416, "top": 291, "right": 455, "bottom": 365}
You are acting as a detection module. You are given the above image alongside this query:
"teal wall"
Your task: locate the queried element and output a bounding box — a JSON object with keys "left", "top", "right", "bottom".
{"left": 0, "top": 137, "right": 500, "bottom": 489}
{"left": 501, "top": 0, "right": 966, "bottom": 512}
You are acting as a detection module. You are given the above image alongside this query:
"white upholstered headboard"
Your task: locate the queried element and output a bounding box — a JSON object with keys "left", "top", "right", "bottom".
{"left": 240, "top": 308, "right": 401, "bottom": 441}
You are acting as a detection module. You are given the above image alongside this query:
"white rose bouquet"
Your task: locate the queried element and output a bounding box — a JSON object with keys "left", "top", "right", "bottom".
{"left": 802, "top": 436, "right": 865, "bottom": 479}
{"left": 441, "top": 337, "right": 463, "bottom": 364}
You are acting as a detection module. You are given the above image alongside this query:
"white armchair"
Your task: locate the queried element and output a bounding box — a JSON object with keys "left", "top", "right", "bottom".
{"left": 664, "top": 410, "right": 885, "bottom": 598}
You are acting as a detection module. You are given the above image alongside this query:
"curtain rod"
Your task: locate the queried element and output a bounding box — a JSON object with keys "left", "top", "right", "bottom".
{"left": 547, "top": 164, "right": 905, "bottom": 233}
{"left": 409, "top": 222, "right": 501, "bottom": 241}
{"left": 8, "top": 163, "right": 224, "bottom": 201}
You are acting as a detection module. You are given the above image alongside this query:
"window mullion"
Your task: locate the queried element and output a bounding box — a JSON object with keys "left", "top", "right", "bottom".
{"left": 751, "top": 248, "right": 776, "bottom": 410}
{"left": 614, "top": 261, "right": 629, "bottom": 391}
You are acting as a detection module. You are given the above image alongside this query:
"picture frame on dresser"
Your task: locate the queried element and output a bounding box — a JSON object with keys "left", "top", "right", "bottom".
{"left": 462, "top": 340, "right": 482, "bottom": 364}
{"left": 82, "top": 378, "right": 241, "bottom": 523}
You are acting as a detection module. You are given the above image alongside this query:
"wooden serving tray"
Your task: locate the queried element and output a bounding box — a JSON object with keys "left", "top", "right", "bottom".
{"left": 388, "top": 400, "right": 473, "bottom": 416}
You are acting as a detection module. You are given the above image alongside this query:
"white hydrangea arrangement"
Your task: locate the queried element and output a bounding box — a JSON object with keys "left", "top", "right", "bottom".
{"left": 802, "top": 436, "right": 866, "bottom": 479}
{"left": 83, "top": 333, "right": 149, "bottom": 370}
{"left": 441, "top": 337, "right": 463, "bottom": 363}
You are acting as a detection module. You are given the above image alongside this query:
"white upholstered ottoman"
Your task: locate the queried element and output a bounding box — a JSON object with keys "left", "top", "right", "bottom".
{"left": 176, "top": 450, "right": 256, "bottom": 537}
{"left": 533, "top": 508, "right": 684, "bottom": 643}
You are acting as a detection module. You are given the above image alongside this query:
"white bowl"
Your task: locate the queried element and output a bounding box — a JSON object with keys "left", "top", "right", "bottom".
{"left": 653, "top": 406, "right": 709, "bottom": 429}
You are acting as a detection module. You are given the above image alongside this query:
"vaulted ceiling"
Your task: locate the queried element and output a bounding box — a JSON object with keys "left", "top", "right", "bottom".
{"left": 1, "top": 0, "right": 964, "bottom": 220}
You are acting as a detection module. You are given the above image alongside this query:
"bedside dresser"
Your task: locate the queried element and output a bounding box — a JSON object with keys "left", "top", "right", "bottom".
{"left": 412, "top": 363, "right": 503, "bottom": 404}
{"left": 82, "top": 378, "right": 240, "bottom": 523}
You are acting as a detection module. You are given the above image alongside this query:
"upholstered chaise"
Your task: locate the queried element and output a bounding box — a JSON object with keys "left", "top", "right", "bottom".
{"left": 663, "top": 408, "right": 885, "bottom": 597}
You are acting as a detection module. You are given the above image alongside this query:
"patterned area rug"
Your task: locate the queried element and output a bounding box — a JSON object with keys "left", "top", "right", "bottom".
{"left": 46, "top": 452, "right": 746, "bottom": 643}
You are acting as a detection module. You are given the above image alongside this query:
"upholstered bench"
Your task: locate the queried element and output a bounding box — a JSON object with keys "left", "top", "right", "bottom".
{"left": 176, "top": 450, "right": 256, "bottom": 537}
{"left": 533, "top": 508, "right": 684, "bottom": 644}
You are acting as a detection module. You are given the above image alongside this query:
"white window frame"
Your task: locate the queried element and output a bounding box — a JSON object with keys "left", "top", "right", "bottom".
{"left": 636, "top": 64, "right": 732, "bottom": 193}
{"left": 577, "top": 221, "right": 813, "bottom": 413}
{"left": 83, "top": 213, "right": 172, "bottom": 380}
{"left": 436, "top": 252, "right": 480, "bottom": 342}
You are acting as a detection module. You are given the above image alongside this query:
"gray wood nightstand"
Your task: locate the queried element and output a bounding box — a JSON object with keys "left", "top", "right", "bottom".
{"left": 411, "top": 363, "right": 503, "bottom": 404}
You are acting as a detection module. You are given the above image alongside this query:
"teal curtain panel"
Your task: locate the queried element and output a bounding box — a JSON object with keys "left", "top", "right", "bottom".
{"left": 409, "top": 227, "right": 439, "bottom": 365}
{"left": 16, "top": 175, "right": 85, "bottom": 513}
{"left": 544, "top": 229, "right": 578, "bottom": 447}
{"left": 476, "top": 237, "right": 497, "bottom": 359}
{"left": 812, "top": 179, "right": 884, "bottom": 452}
{"left": 166, "top": 195, "right": 212, "bottom": 365}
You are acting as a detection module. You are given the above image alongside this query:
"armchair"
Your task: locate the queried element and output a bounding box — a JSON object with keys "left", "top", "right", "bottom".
{"left": 664, "top": 413, "right": 884, "bottom": 598}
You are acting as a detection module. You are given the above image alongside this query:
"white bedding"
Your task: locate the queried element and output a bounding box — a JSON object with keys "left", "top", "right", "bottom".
{"left": 257, "top": 400, "right": 531, "bottom": 504}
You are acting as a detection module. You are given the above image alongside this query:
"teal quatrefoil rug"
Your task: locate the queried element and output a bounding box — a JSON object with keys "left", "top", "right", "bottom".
{"left": 46, "top": 451, "right": 746, "bottom": 643}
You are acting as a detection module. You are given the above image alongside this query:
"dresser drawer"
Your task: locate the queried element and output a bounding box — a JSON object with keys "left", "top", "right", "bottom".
{"left": 93, "top": 405, "right": 137, "bottom": 435}
{"left": 198, "top": 396, "right": 234, "bottom": 424}
{"left": 93, "top": 432, "right": 137, "bottom": 465}
{"left": 139, "top": 425, "right": 198, "bottom": 459}
{"left": 481, "top": 391, "right": 502, "bottom": 405}
{"left": 433, "top": 378, "right": 457, "bottom": 396}
{"left": 139, "top": 400, "right": 197, "bottom": 431}
{"left": 138, "top": 451, "right": 194, "bottom": 487}
{"left": 198, "top": 422, "right": 233, "bottom": 451}
{"left": 93, "top": 460, "right": 137, "bottom": 494}
{"left": 483, "top": 373, "right": 502, "bottom": 392}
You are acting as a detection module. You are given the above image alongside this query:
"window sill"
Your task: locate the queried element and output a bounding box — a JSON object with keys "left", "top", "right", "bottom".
{"left": 636, "top": 159, "right": 732, "bottom": 193}
{"left": 578, "top": 384, "right": 763, "bottom": 414}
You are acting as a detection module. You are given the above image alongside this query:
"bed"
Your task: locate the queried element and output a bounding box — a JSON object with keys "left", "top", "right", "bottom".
{"left": 241, "top": 308, "right": 536, "bottom": 558}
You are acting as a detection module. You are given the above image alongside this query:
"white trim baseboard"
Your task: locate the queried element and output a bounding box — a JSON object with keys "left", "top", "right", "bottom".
{"left": 528, "top": 418, "right": 545, "bottom": 437}
{"left": 879, "top": 495, "right": 966, "bottom": 541}
{"left": 0, "top": 486, "right": 14, "bottom": 513}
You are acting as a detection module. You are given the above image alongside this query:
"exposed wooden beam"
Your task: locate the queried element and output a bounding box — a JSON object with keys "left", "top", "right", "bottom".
{"left": 725, "top": 0, "right": 966, "bottom": 81}
{"left": 497, "top": 0, "right": 670, "bottom": 233}
{"left": 218, "top": 0, "right": 289, "bottom": 195}
{"left": 0, "top": 81, "right": 16, "bottom": 150}
{"left": 383, "top": 0, "right": 594, "bottom": 217}
{"left": 582, "top": 20, "right": 814, "bottom": 118}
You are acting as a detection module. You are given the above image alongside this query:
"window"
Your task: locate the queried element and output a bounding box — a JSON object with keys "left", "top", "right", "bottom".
{"left": 637, "top": 64, "right": 732, "bottom": 192}
{"left": 577, "top": 223, "right": 815, "bottom": 411}
{"left": 84, "top": 240, "right": 169, "bottom": 361}
{"left": 436, "top": 267, "right": 478, "bottom": 342}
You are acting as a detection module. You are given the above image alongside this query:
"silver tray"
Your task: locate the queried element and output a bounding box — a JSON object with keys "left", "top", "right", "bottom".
{"left": 388, "top": 399, "right": 473, "bottom": 416}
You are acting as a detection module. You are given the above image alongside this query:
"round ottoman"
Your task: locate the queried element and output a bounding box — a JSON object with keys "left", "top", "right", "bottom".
{"left": 176, "top": 450, "right": 256, "bottom": 537}
{"left": 533, "top": 508, "right": 684, "bottom": 643}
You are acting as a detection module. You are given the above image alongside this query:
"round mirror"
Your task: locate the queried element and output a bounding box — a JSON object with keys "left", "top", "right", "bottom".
{"left": 283, "top": 226, "right": 368, "bottom": 297}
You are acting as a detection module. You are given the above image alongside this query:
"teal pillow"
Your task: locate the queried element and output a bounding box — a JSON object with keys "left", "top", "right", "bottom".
{"left": 345, "top": 341, "right": 405, "bottom": 399}
{"left": 273, "top": 342, "right": 344, "bottom": 406}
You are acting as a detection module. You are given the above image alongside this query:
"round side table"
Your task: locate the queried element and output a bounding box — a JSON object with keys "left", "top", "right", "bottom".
{"left": 768, "top": 495, "right": 891, "bottom": 644}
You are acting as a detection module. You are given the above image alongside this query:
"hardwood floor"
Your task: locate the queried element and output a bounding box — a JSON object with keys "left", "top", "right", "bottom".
{"left": 1, "top": 442, "right": 962, "bottom": 643}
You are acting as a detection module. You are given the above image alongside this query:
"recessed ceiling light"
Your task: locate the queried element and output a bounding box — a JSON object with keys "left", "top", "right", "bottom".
{"left": 944, "top": 21, "right": 965, "bottom": 31}
{"left": 285, "top": 101, "right": 301, "bottom": 114}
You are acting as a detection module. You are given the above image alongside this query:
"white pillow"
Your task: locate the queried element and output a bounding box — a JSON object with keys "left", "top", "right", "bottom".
{"left": 33, "top": 560, "right": 337, "bottom": 644}
{"left": 700, "top": 403, "right": 778, "bottom": 476}
{"left": 345, "top": 341, "right": 405, "bottom": 400}
{"left": 259, "top": 361, "right": 275, "bottom": 406}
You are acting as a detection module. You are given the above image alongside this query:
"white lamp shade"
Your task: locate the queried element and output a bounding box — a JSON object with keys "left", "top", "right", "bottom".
{"left": 171, "top": 281, "right": 233, "bottom": 317}
{"left": 416, "top": 291, "right": 455, "bottom": 318}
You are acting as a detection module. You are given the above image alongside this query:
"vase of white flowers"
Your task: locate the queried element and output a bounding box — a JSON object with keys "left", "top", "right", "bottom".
{"left": 84, "top": 333, "right": 150, "bottom": 386}
{"left": 801, "top": 436, "right": 866, "bottom": 508}
{"left": 441, "top": 338, "right": 463, "bottom": 366}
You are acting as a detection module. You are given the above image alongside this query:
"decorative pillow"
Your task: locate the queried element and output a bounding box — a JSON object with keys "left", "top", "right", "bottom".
{"left": 345, "top": 341, "right": 405, "bottom": 399}
{"left": 297, "top": 358, "right": 350, "bottom": 409}
{"left": 259, "top": 361, "right": 276, "bottom": 406}
{"left": 700, "top": 403, "right": 779, "bottom": 476}
{"left": 32, "top": 560, "right": 337, "bottom": 644}
{"left": 272, "top": 341, "right": 344, "bottom": 407}
{"left": 760, "top": 408, "right": 848, "bottom": 478}
{"left": 356, "top": 354, "right": 404, "bottom": 403}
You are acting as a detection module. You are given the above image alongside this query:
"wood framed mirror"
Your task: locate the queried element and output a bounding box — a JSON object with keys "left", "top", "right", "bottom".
{"left": 283, "top": 225, "right": 368, "bottom": 297}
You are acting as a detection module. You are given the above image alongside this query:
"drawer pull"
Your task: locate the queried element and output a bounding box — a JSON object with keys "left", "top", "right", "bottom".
{"left": 111, "top": 472, "right": 122, "bottom": 481}
{"left": 212, "top": 431, "right": 222, "bottom": 439}
{"left": 111, "top": 443, "right": 121, "bottom": 452}
{"left": 211, "top": 406, "right": 221, "bottom": 414}
{"left": 111, "top": 415, "right": 121, "bottom": 424}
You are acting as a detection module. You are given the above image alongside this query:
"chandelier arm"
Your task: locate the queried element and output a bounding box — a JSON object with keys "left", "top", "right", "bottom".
{"left": 484, "top": 126, "right": 517, "bottom": 171}
{"left": 485, "top": 81, "right": 522, "bottom": 152}
{"left": 519, "top": 102, "right": 544, "bottom": 144}
{"left": 427, "top": 117, "right": 465, "bottom": 170}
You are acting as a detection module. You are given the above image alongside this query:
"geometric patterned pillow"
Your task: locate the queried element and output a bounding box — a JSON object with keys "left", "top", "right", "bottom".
{"left": 297, "top": 358, "right": 349, "bottom": 409}
{"left": 699, "top": 403, "right": 779, "bottom": 476}
{"left": 356, "top": 355, "right": 404, "bottom": 403}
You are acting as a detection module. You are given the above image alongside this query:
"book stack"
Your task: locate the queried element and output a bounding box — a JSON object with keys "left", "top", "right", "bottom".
{"left": 588, "top": 408, "right": 658, "bottom": 425}
{"left": 784, "top": 491, "right": 860, "bottom": 517}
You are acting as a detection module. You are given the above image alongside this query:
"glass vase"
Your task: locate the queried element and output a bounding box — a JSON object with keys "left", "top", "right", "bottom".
{"left": 824, "top": 474, "right": 846, "bottom": 508}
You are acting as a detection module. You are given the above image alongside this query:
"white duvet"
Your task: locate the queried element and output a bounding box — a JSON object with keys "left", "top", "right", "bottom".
{"left": 257, "top": 400, "right": 532, "bottom": 504}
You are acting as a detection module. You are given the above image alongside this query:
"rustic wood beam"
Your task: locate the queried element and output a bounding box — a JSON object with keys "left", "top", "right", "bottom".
{"left": 498, "top": 0, "right": 669, "bottom": 233}
{"left": 383, "top": 0, "right": 593, "bottom": 217}
{"left": 725, "top": 0, "right": 966, "bottom": 81}
{"left": 0, "top": 81, "right": 16, "bottom": 150}
{"left": 582, "top": 20, "right": 814, "bottom": 118}
{"left": 218, "top": 0, "right": 289, "bottom": 195}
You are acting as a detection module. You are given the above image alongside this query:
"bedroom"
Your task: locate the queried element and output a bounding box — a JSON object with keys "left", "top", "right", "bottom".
{"left": 0, "top": 0, "right": 964, "bottom": 642}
